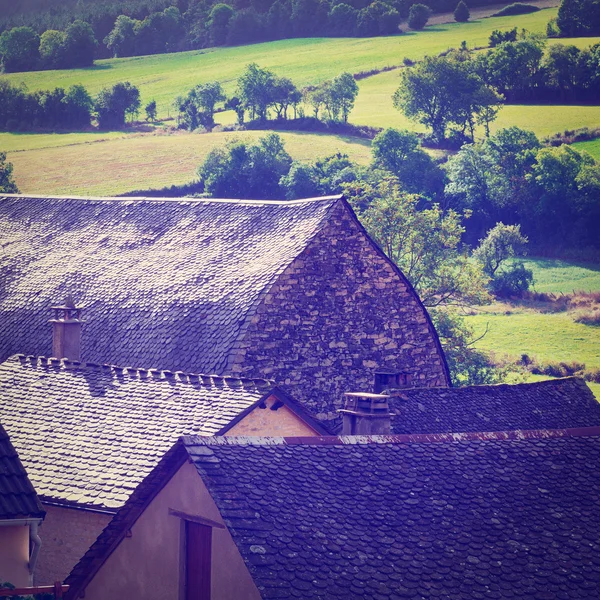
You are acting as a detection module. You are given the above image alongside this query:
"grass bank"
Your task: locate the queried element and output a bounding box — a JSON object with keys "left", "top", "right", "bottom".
{"left": 5, "top": 129, "right": 372, "bottom": 196}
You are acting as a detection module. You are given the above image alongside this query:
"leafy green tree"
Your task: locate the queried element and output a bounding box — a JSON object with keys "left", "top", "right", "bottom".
{"left": 542, "top": 43, "right": 581, "bottom": 101}
{"left": 328, "top": 72, "right": 359, "bottom": 122}
{"left": 271, "top": 76, "right": 300, "bottom": 119}
{"left": 393, "top": 53, "right": 502, "bottom": 142}
{"left": 95, "top": 82, "right": 140, "bottom": 129}
{"left": 39, "top": 30, "right": 65, "bottom": 69}
{"left": 63, "top": 84, "right": 94, "bottom": 128}
{"left": 145, "top": 99, "right": 157, "bottom": 122}
{"left": 407, "top": 3, "right": 431, "bottom": 29}
{"left": 207, "top": 4, "right": 235, "bottom": 46}
{"left": 194, "top": 81, "right": 226, "bottom": 129}
{"left": 0, "top": 151, "right": 19, "bottom": 193}
{"left": 292, "top": 0, "right": 328, "bottom": 36}
{"left": 371, "top": 128, "right": 445, "bottom": 199}
{"left": 445, "top": 127, "right": 540, "bottom": 240}
{"left": 226, "top": 8, "right": 265, "bottom": 45}
{"left": 237, "top": 63, "right": 276, "bottom": 122}
{"left": 348, "top": 179, "right": 490, "bottom": 308}
{"left": 104, "top": 15, "right": 138, "bottom": 57}
{"left": 267, "top": 0, "right": 293, "bottom": 39}
{"left": 489, "top": 28, "right": 517, "bottom": 47}
{"left": 0, "top": 26, "right": 40, "bottom": 72}
{"left": 281, "top": 152, "right": 358, "bottom": 199}
{"left": 198, "top": 133, "right": 292, "bottom": 199}
{"left": 477, "top": 35, "right": 546, "bottom": 101}
{"left": 431, "top": 309, "right": 503, "bottom": 385}
{"left": 328, "top": 3, "right": 359, "bottom": 35}
{"left": 454, "top": 0, "right": 470, "bottom": 22}
{"left": 473, "top": 222, "right": 528, "bottom": 277}
{"left": 62, "top": 20, "right": 97, "bottom": 67}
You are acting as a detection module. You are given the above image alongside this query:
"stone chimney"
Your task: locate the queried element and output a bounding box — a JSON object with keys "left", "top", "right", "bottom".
{"left": 339, "top": 392, "right": 391, "bottom": 435}
{"left": 49, "top": 296, "right": 84, "bottom": 361}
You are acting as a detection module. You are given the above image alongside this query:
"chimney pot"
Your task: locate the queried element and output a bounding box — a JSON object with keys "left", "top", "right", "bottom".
{"left": 49, "top": 298, "right": 84, "bottom": 361}
{"left": 339, "top": 392, "right": 391, "bottom": 436}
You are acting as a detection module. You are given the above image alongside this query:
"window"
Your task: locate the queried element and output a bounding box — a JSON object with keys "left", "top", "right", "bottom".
{"left": 374, "top": 371, "right": 411, "bottom": 393}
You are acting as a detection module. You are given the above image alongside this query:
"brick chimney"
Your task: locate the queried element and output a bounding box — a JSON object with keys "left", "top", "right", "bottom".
{"left": 339, "top": 392, "right": 391, "bottom": 435}
{"left": 49, "top": 296, "right": 84, "bottom": 361}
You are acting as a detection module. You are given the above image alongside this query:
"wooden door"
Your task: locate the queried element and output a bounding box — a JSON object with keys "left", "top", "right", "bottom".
{"left": 186, "top": 521, "right": 212, "bottom": 600}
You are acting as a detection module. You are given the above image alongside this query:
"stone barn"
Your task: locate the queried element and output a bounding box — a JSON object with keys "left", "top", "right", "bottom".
{"left": 0, "top": 194, "right": 449, "bottom": 424}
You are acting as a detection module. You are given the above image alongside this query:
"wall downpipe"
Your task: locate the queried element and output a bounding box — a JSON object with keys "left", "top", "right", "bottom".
{"left": 28, "top": 520, "right": 42, "bottom": 585}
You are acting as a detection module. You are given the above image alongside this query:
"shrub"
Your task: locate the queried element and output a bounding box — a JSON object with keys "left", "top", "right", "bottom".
{"left": 407, "top": 3, "right": 431, "bottom": 29}
{"left": 490, "top": 263, "right": 534, "bottom": 298}
{"left": 492, "top": 3, "right": 540, "bottom": 16}
{"left": 454, "top": 0, "right": 470, "bottom": 22}
{"left": 489, "top": 27, "right": 518, "bottom": 46}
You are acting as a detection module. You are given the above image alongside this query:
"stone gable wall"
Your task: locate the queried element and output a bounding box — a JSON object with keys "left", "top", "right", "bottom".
{"left": 227, "top": 200, "right": 449, "bottom": 424}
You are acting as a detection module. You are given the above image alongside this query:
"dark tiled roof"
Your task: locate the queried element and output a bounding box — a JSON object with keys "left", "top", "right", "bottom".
{"left": 0, "top": 421, "right": 45, "bottom": 520}
{"left": 388, "top": 377, "right": 600, "bottom": 434}
{"left": 0, "top": 194, "right": 340, "bottom": 373}
{"left": 187, "top": 431, "right": 600, "bottom": 599}
{"left": 0, "top": 354, "right": 273, "bottom": 509}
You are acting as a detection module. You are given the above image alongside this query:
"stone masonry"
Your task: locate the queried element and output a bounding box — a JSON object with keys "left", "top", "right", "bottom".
{"left": 227, "top": 199, "right": 449, "bottom": 423}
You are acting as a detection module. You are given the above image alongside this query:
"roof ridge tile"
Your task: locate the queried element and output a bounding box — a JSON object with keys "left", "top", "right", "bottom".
{"left": 12, "top": 354, "right": 273, "bottom": 391}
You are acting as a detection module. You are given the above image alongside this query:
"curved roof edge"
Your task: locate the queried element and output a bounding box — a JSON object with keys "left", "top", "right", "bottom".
{"left": 336, "top": 196, "right": 452, "bottom": 387}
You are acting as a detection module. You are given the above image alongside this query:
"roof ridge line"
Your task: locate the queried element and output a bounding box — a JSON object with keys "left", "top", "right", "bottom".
{"left": 390, "top": 377, "right": 583, "bottom": 394}
{"left": 13, "top": 354, "right": 274, "bottom": 390}
{"left": 0, "top": 194, "right": 343, "bottom": 206}
{"left": 183, "top": 426, "right": 600, "bottom": 446}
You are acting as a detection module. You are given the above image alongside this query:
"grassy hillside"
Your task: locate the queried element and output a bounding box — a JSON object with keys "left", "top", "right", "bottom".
{"left": 0, "top": 9, "right": 558, "bottom": 118}
{"left": 4, "top": 130, "right": 372, "bottom": 196}
{"left": 465, "top": 258, "right": 600, "bottom": 398}
{"left": 574, "top": 138, "right": 600, "bottom": 161}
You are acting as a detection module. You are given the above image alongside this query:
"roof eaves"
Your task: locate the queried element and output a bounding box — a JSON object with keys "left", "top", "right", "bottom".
{"left": 184, "top": 425, "right": 600, "bottom": 448}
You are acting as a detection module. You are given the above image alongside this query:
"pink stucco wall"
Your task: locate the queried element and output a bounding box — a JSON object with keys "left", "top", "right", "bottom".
{"left": 0, "top": 525, "right": 30, "bottom": 587}
{"left": 81, "top": 461, "right": 261, "bottom": 600}
{"left": 35, "top": 505, "right": 112, "bottom": 585}
{"left": 226, "top": 394, "right": 319, "bottom": 436}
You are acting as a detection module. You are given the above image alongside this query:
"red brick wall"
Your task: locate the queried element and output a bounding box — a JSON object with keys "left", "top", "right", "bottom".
{"left": 228, "top": 200, "right": 449, "bottom": 426}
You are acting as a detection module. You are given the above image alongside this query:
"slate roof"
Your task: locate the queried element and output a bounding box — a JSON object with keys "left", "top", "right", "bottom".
{"left": 0, "top": 194, "right": 340, "bottom": 373}
{"left": 388, "top": 377, "right": 600, "bottom": 434}
{"left": 0, "top": 354, "right": 275, "bottom": 510}
{"left": 0, "top": 421, "right": 45, "bottom": 520}
{"left": 67, "top": 428, "right": 600, "bottom": 600}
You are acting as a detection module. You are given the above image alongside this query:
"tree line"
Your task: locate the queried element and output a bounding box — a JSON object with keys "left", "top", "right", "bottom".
{"left": 0, "top": 20, "right": 97, "bottom": 72}
{"left": 391, "top": 33, "right": 600, "bottom": 149}
{"left": 0, "top": 0, "right": 516, "bottom": 68}
{"left": 0, "top": 80, "right": 140, "bottom": 130}
{"left": 173, "top": 64, "right": 359, "bottom": 129}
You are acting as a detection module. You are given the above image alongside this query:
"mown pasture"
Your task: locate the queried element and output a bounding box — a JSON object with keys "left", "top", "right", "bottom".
{"left": 4, "top": 130, "right": 372, "bottom": 196}
{"left": 0, "top": 9, "right": 559, "bottom": 119}
{"left": 465, "top": 258, "right": 600, "bottom": 398}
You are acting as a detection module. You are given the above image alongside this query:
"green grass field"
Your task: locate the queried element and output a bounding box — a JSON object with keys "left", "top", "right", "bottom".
{"left": 574, "top": 138, "right": 600, "bottom": 161}
{"left": 5, "top": 130, "right": 372, "bottom": 196}
{"left": 466, "top": 309, "right": 600, "bottom": 368}
{"left": 0, "top": 9, "right": 559, "bottom": 119}
{"left": 465, "top": 257, "right": 600, "bottom": 399}
{"left": 519, "top": 258, "right": 600, "bottom": 293}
